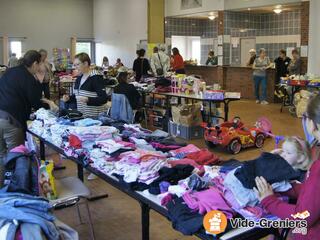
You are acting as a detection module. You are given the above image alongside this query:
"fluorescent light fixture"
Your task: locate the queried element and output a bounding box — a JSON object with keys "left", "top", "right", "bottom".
{"left": 208, "top": 15, "right": 216, "bottom": 20}
{"left": 273, "top": 8, "right": 282, "bottom": 14}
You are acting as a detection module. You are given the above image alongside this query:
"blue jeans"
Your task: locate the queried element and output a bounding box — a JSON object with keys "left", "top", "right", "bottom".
{"left": 253, "top": 75, "right": 267, "bottom": 101}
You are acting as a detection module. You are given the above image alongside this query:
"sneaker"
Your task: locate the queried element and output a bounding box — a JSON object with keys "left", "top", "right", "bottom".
{"left": 87, "top": 173, "right": 98, "bottom": 180}
{"left": 255, "top": 100, "right": 260, "bottom": 104}
{"left": 260, "top": 101, "right": 269, "bottom": 105}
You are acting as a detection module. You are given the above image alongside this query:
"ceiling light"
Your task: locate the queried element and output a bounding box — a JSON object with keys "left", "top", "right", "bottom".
{"left": 208, "top": 15, "right": 216, "bottom": 20}
{"left": 273, "top": 8, "right": 282, "bottom": 14}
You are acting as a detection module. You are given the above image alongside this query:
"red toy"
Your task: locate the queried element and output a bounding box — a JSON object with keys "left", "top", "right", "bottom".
{"left": 204, "top": 117, "right": 267, "bottom": 154}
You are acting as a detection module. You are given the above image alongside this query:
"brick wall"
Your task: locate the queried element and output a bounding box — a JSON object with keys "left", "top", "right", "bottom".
{"left": 185, "top": 65, "right": 219, "bottom": 85}
{"left": 223, "top": 67, "right": 275, "bottom": 102}
{"left": 218, "top": 11, "right": 224, "bottom": 36}
{"left": 301, "top": 1, "right": 309, "bottom": 73}
{"left": 185, "top": 66, "right": 276, "bottom": 102}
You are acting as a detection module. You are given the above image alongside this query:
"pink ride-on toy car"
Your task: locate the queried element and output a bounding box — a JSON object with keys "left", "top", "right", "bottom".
{"left": 204, "top": 117, "right": 267, "bottom": 154}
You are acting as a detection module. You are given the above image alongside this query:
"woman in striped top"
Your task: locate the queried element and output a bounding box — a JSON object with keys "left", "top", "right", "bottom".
{"left": 62, "top": 53, "right": 108, "bottom": 118}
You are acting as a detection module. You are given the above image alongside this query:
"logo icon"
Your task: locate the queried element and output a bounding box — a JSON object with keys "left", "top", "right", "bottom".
{"left": 291, "top": 210, "right": 310, "bottom": 220}
{"left": 203, "top": 210, "right": 228, "bottom": 235}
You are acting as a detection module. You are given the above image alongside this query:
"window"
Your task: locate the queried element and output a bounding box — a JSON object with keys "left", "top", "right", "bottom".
{"left": 10, "top": 41, "right": 22, "bottom": 59}
{"left": 76, "top": 42, "right": 92, "bottom": 58}
{"left": 171, "top": 36, "right": 201, "bottom": 63}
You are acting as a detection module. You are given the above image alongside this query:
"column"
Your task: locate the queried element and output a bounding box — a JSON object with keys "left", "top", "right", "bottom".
{"left": 70, "top": 36, "right": 77, "bottom": 62}
{"left": 300, "top": 1, "right": 309, "bottom": 74}
{"left": 308, "top": 0, "right": 320, "bottom": 75}
{"left": 3, "top": 35, "right": 8, "bottom": 65}
{"left": 148, "top": 0, "right": 165, "bottom": 44}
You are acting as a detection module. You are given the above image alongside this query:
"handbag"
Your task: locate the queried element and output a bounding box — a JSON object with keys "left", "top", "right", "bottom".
{"left": 156, "top": 53, "right": 164, "bottom": 76}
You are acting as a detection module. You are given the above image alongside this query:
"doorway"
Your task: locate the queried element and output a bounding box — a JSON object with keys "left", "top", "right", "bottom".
{"left": 240, "top": 38, "right": 255, "bottom": 66}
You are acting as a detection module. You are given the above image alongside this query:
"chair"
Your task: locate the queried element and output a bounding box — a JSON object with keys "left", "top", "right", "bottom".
{"left": 51, "top": 176, "right": 95, "bottom": 240}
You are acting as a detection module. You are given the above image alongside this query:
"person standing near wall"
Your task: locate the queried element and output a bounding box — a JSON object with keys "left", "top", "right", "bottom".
{"left": 274, "top": 49, "right": 291, "bottom": 84}
{"left": 0, "top": 50, "right": 56, "bottom": 187}
{"left": 252, "top": 48, "right": 273, "bottom": 105}
{"left": 288, "top": 48, "right": 302, "bottom": 76}
{"left": 150, "top": 45, "right": 170, "bottom": 77}
{"left": 206, "top": 50, "right": 218, "bottom": 66}
{"left": 102, "top": 56, "right": 109, "bottom": 69}
{"left": 171, "top": 47, "right": 185, "bottom": 74}
{"left": 8, "top": 53, "right": 19, "bottom": 68}
{"left": 36, "top": 49, "right": 53, "bottom": 99}
{"left": 246, "top": 49, "right": 256, "bottom": 67}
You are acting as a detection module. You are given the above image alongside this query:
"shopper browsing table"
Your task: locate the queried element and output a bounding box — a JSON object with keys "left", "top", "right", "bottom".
{"left": 62, "top": 52, "right": 108, "bottom": 118}
{"left": 0, "top": 50, "right": 56, "bottom": 187}
{"left": 133, "top": 49, "right": 151, "bottom": 82}
{"left": 252, "top": 48, "right": 272, "bottom": 105}
{"left": 114, "top": 67, "right": 141, "bottom": 110}
{"left": 36, "top": 49, "right": 53, "bottom": 99}
{"left": 255, "top": 94, "right": 320, "bottom": 240}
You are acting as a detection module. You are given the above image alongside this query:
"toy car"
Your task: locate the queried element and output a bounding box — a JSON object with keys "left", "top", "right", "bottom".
{"left": 204, "top": 117, "right": 266, "bottom": 154}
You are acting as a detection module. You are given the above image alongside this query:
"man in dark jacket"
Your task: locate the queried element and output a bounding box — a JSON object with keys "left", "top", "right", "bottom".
{"left": 274, "top": 49, "right": 291, "bottom": 84}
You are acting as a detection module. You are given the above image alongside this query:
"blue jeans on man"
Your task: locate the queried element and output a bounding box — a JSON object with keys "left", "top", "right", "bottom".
{"left": 253, "top": 75, "right": 267, "bottom": 101}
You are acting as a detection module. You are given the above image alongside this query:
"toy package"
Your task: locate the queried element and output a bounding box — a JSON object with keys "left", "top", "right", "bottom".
{"left": 39, "top": 160, "right": 57, "bottom": 200}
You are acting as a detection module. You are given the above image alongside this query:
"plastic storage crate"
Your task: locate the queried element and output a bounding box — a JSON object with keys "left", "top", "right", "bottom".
{"left": 168, "top": 121, "right": 204, "bottom": 140}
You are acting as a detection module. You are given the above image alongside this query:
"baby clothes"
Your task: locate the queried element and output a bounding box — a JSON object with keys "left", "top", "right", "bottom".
{"left": 185, "top": 149, "right": 220, "bottom": 165}
{"left": 74, "top": 118, "right": 102, "bottom": 127}
{"left": 182, "top": 187, "right": 234, "bottom": 218}
{"left": 169, "top": 144, "right": 200, "bottom": 158}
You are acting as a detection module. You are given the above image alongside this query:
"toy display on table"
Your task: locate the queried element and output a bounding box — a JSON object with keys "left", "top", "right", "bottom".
{"left": 204, "top": 117, "right": 268, "bottom": 154}
{"left": 52, "top": 48, "right": 71, "bottom": 72}
{"left": 203, "top": 90, "right": 225, "bottom": 100}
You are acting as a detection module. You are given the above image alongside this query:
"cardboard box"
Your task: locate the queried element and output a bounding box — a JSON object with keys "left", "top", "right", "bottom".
{"left": 171, "top": 103, "right": 202, "bottom": 127}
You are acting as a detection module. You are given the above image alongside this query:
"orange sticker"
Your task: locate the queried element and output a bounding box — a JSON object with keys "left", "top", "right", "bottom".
{"left": 203, "top": 210, "right": 228, "bottom": 235}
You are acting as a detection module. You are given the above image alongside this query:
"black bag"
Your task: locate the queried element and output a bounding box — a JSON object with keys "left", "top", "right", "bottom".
{"left": 4, "top": 152, "right": 39, "bottom": 195}
{"left": 59, "top": 109, "right": 83, "bottom": 120}
{"left": 156, "top": 53, "right": 164, "bottom": 76}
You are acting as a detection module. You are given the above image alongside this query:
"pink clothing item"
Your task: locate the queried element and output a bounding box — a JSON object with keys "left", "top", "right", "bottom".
{"left": 261, "top": 158, "right": 320, "bottom": 240}
{"left": 116, "top": 141, "right": 136, "bottom": 149}
{"left": 168, "top": 159, "right": 204, "bottom": 171}
{"left": 150, "top": 142, "right": 181, "bottom": 150}
{"left": 169, "top": 144, "right": 200, "bottom": 156}
{"left": 185, "top": 149, "right": 220, "bottom": 165}
{"left": 182, "top": 187, "right": 234, "bottom": 218}
{"left": 161, "top": 193, "right": 173, "bottom": 206}
{"left": 10, "top": 145, "right": 29, "bottom": 154}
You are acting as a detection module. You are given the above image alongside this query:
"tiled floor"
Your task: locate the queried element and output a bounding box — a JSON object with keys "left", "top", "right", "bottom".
{"left": 52, "top": 100, "right": 303, "bottom": 240}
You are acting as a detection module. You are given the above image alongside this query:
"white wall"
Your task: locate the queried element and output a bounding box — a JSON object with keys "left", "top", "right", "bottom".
{"left": 0, "top": 0, "right": 93, "bottom": 60}
{"left": 308, "top": 0, "right": 320, "bottom": 75}
{"left": 165, "top": 0, "right": 304, "bottom": 16}
{"left": 165, "top": 0, "right": 224, "bottom": 17}
{"left": 93, "top": 0, "right": 147, "bottom": 67}
{"left": 224, "top": 0, "right": 303, "bottom": 10}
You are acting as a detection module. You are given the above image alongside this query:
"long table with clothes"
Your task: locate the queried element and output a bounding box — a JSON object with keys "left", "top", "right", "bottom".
{"left": 27, "top": 109, "right": 296, "bottom": 240}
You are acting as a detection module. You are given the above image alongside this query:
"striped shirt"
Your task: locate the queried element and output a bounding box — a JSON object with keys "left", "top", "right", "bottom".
{"left": 73, "top": 72, "right": 108, "bottom": 118}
